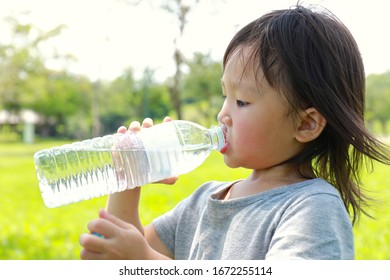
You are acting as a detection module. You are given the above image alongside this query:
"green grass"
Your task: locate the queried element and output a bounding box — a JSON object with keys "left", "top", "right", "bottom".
{"left": 0, "top": 140, "right": 249, "bottom": 259}
{"left": 0, "top": 140, "right": 389, "bottom": 259}
{"left": 354, "top": 162, "right": 390, "bottom": 259}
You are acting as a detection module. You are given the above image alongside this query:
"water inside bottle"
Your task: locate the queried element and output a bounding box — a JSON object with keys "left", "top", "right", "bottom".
{"left": 35, "top": 144, "right": 212, "bottom": 208}
{"left": 35, "top": 121, "right": 221, "bottom": 207}
{"left": 35, "top": 148, "right": 147, "bottom": 207}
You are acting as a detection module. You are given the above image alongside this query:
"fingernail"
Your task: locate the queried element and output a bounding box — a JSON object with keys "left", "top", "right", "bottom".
{"left": 98, "top": 208, "right": 107, "bottom": 217}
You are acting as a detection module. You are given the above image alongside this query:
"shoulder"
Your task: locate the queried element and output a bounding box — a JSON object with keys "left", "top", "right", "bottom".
{"left": 279, "top": 178, "right": 343, "bottom": 205}
{"left": 266, "top": 179, "right": 354, "bottom": 259}
{"left": 288, "top": 178, "right": 340, "bottom": 196}
{"left": 272, "top": 179, "right": 353, "bottom": 242}
{"left": 256, "top": 179, "right": 345, "bottom": 215}
{"left": 276, "top": 179, "right": 348, "bottom": 220}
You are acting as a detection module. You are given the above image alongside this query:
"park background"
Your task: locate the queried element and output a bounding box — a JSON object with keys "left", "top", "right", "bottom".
{"left": 1, "top": 0, "right": 389, "bottom": 259}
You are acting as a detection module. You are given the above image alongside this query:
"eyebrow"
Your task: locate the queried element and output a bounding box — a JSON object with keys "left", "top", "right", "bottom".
{"left": 221, "top": 78, "right": 259, "bottom": 95}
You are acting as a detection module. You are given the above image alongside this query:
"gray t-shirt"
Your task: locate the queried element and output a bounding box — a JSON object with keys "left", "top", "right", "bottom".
{"left": 153, "top": 178, "right": 354, "bottom": 259}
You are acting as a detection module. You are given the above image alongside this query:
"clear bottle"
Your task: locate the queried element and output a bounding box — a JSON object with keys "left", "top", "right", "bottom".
{"left": 34, "top": 120, "right": 226, "bottom": 208}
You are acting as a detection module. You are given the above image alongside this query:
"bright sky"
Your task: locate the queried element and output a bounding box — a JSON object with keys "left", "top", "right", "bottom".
{"left": 1, "top": 0, "right": 390, "bottom": 81}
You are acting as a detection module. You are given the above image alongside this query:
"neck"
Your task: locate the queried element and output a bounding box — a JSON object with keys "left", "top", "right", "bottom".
{"left": 257, "top": 160, "right": 313, "bottom": 176}
{"left": 224, "top": 163, "right": 316, "bottom": 200}
{"left": 248, "top": 162, "right": 315, "bottom": 191}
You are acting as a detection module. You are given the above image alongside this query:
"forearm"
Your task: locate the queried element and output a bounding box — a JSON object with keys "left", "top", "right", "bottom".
{"left": 106, "top": 187, "right": 143, "bottom": 234}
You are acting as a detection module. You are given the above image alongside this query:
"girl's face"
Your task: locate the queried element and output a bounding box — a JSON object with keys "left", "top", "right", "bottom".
{"left": 218, "top": 48, "right": 304, "bottom": 170}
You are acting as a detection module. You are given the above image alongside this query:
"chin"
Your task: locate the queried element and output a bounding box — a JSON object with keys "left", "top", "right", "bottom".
{"left": 223, "top": 157, "right": 242, "bottom": 169}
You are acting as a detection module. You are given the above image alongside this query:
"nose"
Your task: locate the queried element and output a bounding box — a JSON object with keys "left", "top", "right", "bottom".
{"left": 217, "top": 99, "right": 231, "bottom": 126}
{"left": 217, "top": 100, "right": 226, "bottom": 124}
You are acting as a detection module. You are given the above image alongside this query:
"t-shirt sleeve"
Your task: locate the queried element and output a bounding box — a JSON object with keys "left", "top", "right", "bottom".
{"left": 152, "top": 196, "right": 188, "bottom": 257}
{"left": 265, "top": 193, "right": 354, "bottom": 259}
{"left": 152, "top": 181, "right": 224, "bottom": 259}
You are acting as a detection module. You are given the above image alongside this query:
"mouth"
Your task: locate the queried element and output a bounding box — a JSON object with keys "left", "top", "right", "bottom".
{"left": 221, "top": 124, "right": 227, "bottom": 141}
{"left": 219, "top": 124, "right": 229, "bottom": 154}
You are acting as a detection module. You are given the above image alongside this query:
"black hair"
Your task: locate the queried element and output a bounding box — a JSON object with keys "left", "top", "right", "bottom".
{"left": 223, "top": 5, "right": 390, "bottom": 224}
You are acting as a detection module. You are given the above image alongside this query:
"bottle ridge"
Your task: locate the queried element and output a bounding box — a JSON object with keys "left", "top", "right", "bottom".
{"left": 34, "top": 120, "right": 225, "bottom": 208}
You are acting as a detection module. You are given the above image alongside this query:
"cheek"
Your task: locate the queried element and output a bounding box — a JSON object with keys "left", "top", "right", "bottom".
{"left": 233, "top": 123, "right": 265, "bottom": 149}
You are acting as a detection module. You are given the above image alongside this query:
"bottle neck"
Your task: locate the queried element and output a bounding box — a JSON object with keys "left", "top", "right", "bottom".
{"left": 208, "top": 125, "right": 225, "bottom": 151}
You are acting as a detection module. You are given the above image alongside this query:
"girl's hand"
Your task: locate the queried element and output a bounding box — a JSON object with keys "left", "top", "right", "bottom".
{"left": 117, "top": 116, "right": 178, "bottom": 185}
{"left": 80, "top": 209, "right": 159, "bottom": 260}
{"left": 117, "top": 116, "right": 171, "bottom": 134}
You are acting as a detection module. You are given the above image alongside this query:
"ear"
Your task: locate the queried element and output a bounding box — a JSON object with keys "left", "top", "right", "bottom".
{"left": 294, "top": 107, "right": 327, "bottom": 143}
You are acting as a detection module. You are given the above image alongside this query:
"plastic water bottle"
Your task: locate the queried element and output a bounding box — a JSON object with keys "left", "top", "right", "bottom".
{"left": 33, "top": 120, "right": 226, "bottom": 208}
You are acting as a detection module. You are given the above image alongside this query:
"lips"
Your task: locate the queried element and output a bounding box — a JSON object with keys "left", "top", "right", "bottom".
{"left": 219, "top": 124, "right": 229, "bottom": 154}
{"left": 220, "top": 143, "right": 229, "bottom": 154}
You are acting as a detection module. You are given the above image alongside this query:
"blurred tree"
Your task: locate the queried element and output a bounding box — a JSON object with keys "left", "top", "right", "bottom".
{"left": 121, "top": 0, "right": 201, "bottom": 120}
{"left": 0, "top": 16, "right": 94, "bottom": 138}
{"left": 162, "top": 0, "right": 200, "bottom": 120}
{"left": 137, "top": 68, "right": 172, "bottom": 120}
{"left": 366, "top": 71, "right": 390, "bottom": 135}
{"left": 0, "top": 16, "right": 65, "bottom": 113}
{"left": 14, "top": 67, "right": 92, "bottom": 137}
{"left": 34, "top": 70, "right": 92, "bottom": 137}
{"left": 100, "top": 67, "right": 172, "bottom": 134}
{"left": 183, "top": 52, "right": 222, "bottom": 125}
{"left": 99, "top": 68, "right": 137, "bottom": 135}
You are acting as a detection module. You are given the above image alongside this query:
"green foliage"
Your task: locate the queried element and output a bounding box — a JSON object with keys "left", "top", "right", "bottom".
{"left": 366, "top": 72, "right": 390, "bottom": 135}
{"left": 98, "top": 68, "right": 173, "bottom": 135}
{"left": 183, "top": 52, "right": 223, "bottom": 126}
{"left": 0, "top": 16, "right": 225, "bottom": 139}
{"left": 0, "top": 140, "right": 389, "bottom": 259}
{"left": 2, "top": 15, "right": 388, "bottom": 141}
{"left": 0, "top": 17, "right": 65, "bottom": 112}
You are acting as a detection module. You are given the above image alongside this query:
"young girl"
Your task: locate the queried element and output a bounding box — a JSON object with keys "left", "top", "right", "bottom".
{"left": 79, "top": 5, "right": 390, "bottom": 259}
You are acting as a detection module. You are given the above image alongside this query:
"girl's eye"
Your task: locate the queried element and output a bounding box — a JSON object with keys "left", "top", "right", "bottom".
{"left": 236, "top": 100, "right": 249, "bottom": 107}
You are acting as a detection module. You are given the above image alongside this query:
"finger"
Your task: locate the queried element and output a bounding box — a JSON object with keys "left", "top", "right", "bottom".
{"left": 129, "top": 121, "right": 141, "bottom": 132}
{"left": 80, "top": 248, "right": 105, "bottom": 260}
{"left": 99, "top": 209, "right": 136, "bottom": 231}
{"left": 163, "top": 116, "right": 173, "bottom": 123}
{"left": 79, "top": 233, "right": 105, "bottom": 256}
{"left": 117, "top": 126, "right": 127, "bottom": 134}
{"left": 160, "top": 176, "right": 178, "bottom": 185}
{"left": 141, "top": 118, "right": 153, "bottom": 128}
{"left": 90, "top": 220, "right": 119, "bottom": 240}
{"left": 155, "top": 176, "right": 178, "bottom": 185}
{"left": 79, "top": 238, "right": 107, "bottom": 260}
